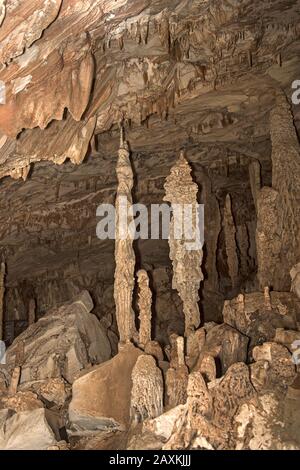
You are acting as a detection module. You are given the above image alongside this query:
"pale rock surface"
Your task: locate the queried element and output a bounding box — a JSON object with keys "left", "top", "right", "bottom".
{"left": 6, "top": 291, "right": 111, "bottom": 384}
{"left": 69, "top": 343, "right": 142, "bottom": 432}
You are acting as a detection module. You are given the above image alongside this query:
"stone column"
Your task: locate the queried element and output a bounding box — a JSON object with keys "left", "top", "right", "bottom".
{"left": 114, "top": 127, "right": 137, "bottom": 347}
{"left": 164, "top": 151, "right": 203, "bottom": 337}
{"left": 256, "top": 92, "right": 300, "bottom": 291}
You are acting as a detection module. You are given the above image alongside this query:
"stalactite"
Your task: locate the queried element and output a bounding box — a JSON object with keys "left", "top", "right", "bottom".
{"left": 164, "top": 152, "right": 203, "bottom": 337}
{"left": 0, "top": 261, "right": 5, "bottom": 341}
{"left": 114, "top": 126, "right": 137, "bottom": 348}
{"left": 223, "top": 194, "right": 239, "bottom": 289}
{"left": 249, "top": 160, "right": 261, "bottom": 212}
{"left": 130, "top": 355, "right": 164, "bottom": 423}
{"left": 137, "top": 269, "right": 152, "bottom": 348}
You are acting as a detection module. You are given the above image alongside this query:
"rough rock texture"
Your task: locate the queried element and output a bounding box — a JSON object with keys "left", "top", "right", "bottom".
{"left": 137, "top": 269, "right": 152, "bottom": 348}
{"left": 6, "top": 291, "right": 111, "bottom": 384}
{"left": 164, "top": 152, "right": 203, "bottom": 336}
{"left": 69, "top": 343, "right": 142, "bottom": 432}
{"left": 130, "top": 354, "right": 164, "bottom": 423}
{"left": 257, "top": 94, "right": 300, "bottom": 291}
{"left": 114, "top": 131, "right": 137, "bottom": 346}
{"left": 223, "top": 291, "right": 300, "bottom": 353}
{"left": 0, "top": 408, "right": 58, "bottom": 450}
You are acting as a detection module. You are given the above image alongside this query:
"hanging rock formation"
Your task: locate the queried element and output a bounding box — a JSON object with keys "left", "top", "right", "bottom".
{"left": 164, "top": 152, "right": 203, "bottom": 336}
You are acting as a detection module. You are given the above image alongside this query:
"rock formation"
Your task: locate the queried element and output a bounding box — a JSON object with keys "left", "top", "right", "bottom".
{"left": 257, "top": 93, "right": 300, "bottom": 291}
{"left": 137, "top": 269, "right": 152, "bottom": 348}
{"left": 223, "top": 194, "right": 239, "bottom": 289}
{"left": 130, "top": 355, "right": 164, "bottom": 424}
{"left": 164, "top": 152, "right": 203, "bottom": 336}
{"left": 0, "top": 262, "right": 5, "bottom": 341}
{"left": 0, "top": 0, "right": 299, "bottom": 452}
{"left": 114, "top": 128, "right": 137, "bottom": 347}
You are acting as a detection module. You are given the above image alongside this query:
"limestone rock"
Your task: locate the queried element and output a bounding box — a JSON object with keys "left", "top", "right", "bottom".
{"left": 0, "top": 408, "right": 57, "bottom": 450}
{"left": 6, "top": 291, "right": 111, "bottom": 384}
{"left": 223, "top": 291, "right": 300, "bottom": 352}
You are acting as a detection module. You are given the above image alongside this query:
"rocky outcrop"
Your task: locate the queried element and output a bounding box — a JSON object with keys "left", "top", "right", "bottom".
{"left": 0, "top": 408, "right": 59, "bottom": 450}
{"left": 6, "top": 291, "right": 111, "bottom": 384}
{"left": 223, "top": 291, "right": 300, "bottom": 353}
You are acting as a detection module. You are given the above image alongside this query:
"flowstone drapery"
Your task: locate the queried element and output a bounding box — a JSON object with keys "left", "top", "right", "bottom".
{"left": 164, "top": 152, "right": 203, "bottom": 337}
{"left": 137, "top": 269, "right": 152, "bottom": 348}
{"left": 130, "top": 354, "right": 164, "bottom": 423}
{"left": 0, "top": 262, "right": 5, "bottom": 341}
{"left": 114, "top": 128, "right": 137, "bottom": 347}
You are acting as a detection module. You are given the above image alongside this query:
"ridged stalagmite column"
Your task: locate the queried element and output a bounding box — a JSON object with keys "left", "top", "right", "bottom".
{"left": 114, "top": 127, "right": 137, "bottom": 347}
{"left": 137, "top": 269, "right": 152, "bottom": 348}
{"left": 0, "top": 262, "right": 5, "bottom": 341}
{"left": 164, "top": 152, "right": 203, "bottom": 336}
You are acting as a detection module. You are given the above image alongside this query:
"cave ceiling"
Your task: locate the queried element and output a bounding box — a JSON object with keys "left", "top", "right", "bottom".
{"left": 0, "top": 0, "right": 299, "bottom": 179}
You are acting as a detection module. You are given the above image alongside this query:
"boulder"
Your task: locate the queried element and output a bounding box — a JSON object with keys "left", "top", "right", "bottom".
{"left": 0, "top": 408, "right": 57, "bottom": 450}
{"left": 6, "top": 291, "right": 111, "bottom": 384}
{"left": 69, "top": 343, "right": 142, "bottom": 432}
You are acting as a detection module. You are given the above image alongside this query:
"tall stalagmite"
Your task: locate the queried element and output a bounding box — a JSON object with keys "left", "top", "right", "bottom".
{"left": 0, "top": 262, "right": 5, "bottom": 341}
{"left": 223, "top": 194, "right": 239, "bottom": 289}
{"left": 164, "top": 152, "right": 203, "bottom": 336}
{"left": 114, "top": 127, "right": 137, "bottom": 347}
{"left": 257, "top": 92, "right": 300, "bottom": 291}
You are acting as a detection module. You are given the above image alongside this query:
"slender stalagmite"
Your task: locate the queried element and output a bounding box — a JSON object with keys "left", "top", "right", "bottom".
{"left": 114, "top": 126, "right": 137, "bottom": 347}
{"left": 224, "top": 194, "right": 239, "bottom": 289}
{"left": 0, "top": 261, "right": 5, "bottom": 341}
{"left": 137, "top": 269, "right": 152, "bottom": 348}
{"left": 164, "top": 151, "right": 203, "bottom": 337}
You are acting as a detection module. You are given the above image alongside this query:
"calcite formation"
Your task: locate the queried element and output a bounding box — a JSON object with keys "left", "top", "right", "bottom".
{"left": 137, "top": 269, "right": 152, "bottom": 348}
{"left": 257, "top": 93, "right": 300, "bottom": 291}
{"left": 0, "top": 262, "right": 5, "bottom": 341}
{"left": 223, "top": 194, "right": 239, "bottom": 289}
{"left": 0, "top": 0, "right": 299, "bottom": 453}
{"left": 114, "top": 129, "right": 137, "bottom": 346}
{"left": 164, "top": 152, "right": 203, "bottom": 336}
{"left": 130, "top": 355, "right": 164, "bottom": 424}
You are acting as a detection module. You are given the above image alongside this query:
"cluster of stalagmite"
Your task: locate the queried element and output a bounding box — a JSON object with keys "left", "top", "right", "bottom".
{"left": 0, "top": 261, "right": 5, "bottom": 341}
{"left": 223, "top": 194, "right": 239, "bottom": 289}
{"left": 137, "top": 269, "right": 152, "bottom": 348}
{"left": 114, "top": 128, "right": 137, "bottom": 347}
{"left": 164, "top": 152, "right": 203, "bottom": 336}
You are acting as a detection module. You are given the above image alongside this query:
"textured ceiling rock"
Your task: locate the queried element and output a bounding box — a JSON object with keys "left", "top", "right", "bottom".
{"left": 0, "top": 0, "right": 299, "bottom": 178}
